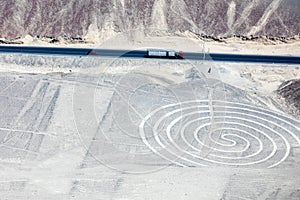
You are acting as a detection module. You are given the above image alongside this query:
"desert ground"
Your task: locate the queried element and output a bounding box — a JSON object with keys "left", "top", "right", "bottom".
{"left": 0, "top": 35, "right": 299, "bottom": 199}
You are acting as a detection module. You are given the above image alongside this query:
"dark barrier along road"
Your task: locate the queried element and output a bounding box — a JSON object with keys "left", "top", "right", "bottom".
{"left": 1, "top": 45, "right": 300, "bottom": 64}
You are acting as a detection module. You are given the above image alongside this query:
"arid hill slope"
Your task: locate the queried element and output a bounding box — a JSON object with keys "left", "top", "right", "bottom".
{"left": 278, "top": 79, "right": 300, "bottom": 118}
{"left": 0, "top": 0, "right": 299, "bottom": 39}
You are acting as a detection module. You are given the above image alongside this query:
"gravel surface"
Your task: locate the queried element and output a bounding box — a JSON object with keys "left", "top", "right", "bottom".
{"left": 0, "top": 57, "right": 299, "bottom": 199}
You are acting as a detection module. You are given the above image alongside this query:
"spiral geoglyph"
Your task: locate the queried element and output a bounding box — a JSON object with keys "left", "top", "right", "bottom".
{"left": 139, "top": 100, "right": 300, "bottom": 168}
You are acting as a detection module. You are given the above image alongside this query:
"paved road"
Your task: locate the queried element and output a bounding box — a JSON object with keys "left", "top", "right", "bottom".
{"left": 1, "top": 45, "right": 300, "bottom": 64}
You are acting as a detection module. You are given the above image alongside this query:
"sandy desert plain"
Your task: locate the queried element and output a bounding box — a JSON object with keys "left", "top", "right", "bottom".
{"left": 0, "top": 34, "right": 299, "bottom": 200}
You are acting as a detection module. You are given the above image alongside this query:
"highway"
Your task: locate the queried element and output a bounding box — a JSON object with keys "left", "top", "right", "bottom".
{"left": 0, "top": 45, "right": 300, "bottom": 64}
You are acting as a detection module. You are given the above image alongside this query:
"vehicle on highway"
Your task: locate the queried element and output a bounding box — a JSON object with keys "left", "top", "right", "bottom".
{"left": 145, "top": 49, "right": 184, "bottom": 59}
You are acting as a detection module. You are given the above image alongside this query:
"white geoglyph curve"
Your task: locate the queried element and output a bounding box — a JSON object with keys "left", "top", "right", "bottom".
{"left": 139, "top": 100, "right": 300, "bottom": 168}
{"left": 164, "top": 114, "right": 278, "bottom": 167}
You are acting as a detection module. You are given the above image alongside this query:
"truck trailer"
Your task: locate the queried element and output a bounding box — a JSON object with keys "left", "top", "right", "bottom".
{"left": 145, "top": 49, "right": 184, "bottom": 59}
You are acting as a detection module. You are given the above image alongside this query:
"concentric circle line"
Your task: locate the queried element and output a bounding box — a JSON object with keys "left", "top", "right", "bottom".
{"left": 184, "top": 125, "right": 258, "bottom": 154}
{"left": 139, "top": 99, "right": 300, "bottom": 168}
{"left": 165, "top": 116, "right": 277, "bottom": 166}
{"left": 212, "top": 133, "right": 255, "bottom": 159}
{"left": 219, "top": 132, "right": 248, "bottom": 148}
{"left": 139, "top": 120, "right": 194, "bottom": 168}
{"left": 212, "top": 130, "right": 251, "bottom": 152}
{"left": 141, "top": 101, "right": 300, "bottom": 145}
{"left": 170, "top": 115, "right": 256, "bottom": 153}
{"left": 152, "top": 105, "right": 208, "bottom": 139}
{"left": 193, "top": 121, "right": 274, "bottom": 160}
{"left": 152, "top": 105, "right": 209, "bottom": 148}
{"left": 159, "top": 110, "right": 289, "bottom": 167}
{"left": 215, "top": 101, "right": 300, "bottom": 144}
{"left": 154, "top": 116, "right": 272, "bottom": 167}
{"left": 139, "top": 117, "right": 207, "bottom": 167}
{"left": 142, "top": 99, "right": 300, "bottom": 142}
{"left": 139, "top": 123, "right": 190, "bottom": 167}
{"left": 151, "top": 105, "right": 297, "bottom": 150}
{"left": 152, "top": 103, "right": 225, "bottom": 146}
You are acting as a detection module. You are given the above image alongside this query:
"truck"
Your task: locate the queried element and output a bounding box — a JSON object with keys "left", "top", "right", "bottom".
{"left": 145, "top": 49, "right": 184, "bottom": 59}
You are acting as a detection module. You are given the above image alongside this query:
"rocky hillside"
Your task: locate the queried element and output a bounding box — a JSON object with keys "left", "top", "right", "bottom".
{"left": 277, "top": 79, "right": 300, "bottom": 118}
{"left": 0, "top": 0, "right": 299, "bottom": 39}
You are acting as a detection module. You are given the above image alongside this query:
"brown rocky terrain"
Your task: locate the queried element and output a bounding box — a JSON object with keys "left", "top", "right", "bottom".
{"left": 277, "top": 79, "right": 300, "bottom": 118}
{"left": 0, "top": 0, "right": 299, "bottom": 39}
